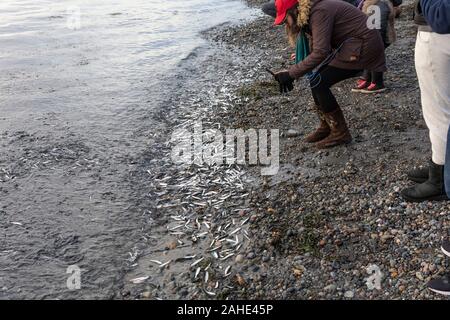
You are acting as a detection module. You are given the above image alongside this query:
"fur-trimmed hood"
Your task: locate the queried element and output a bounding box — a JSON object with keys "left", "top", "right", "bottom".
{"left": 296, "top": 0, "right": 313, "bottom": 27}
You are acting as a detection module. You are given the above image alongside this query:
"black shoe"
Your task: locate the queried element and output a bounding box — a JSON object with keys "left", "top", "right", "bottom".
{"left": 407, "top": 166, "right": 429, "bottom": 183}
{"left": 428, "top": 274, "right": 450, "bottom": 296}
{"left": 401, "top": 161, "right": 449, "bottom": 202}
{"left": 441, "top": 238, "right": 450, "bottom": 258}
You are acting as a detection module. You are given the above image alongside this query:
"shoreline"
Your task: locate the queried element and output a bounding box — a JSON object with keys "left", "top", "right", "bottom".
{"left": 126, "top": 0, "right": 449, "bottom": 300}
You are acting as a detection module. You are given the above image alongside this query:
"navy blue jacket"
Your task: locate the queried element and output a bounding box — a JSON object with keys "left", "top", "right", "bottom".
{"left": 420, "top": 0, "right": 450, "bottom": 34}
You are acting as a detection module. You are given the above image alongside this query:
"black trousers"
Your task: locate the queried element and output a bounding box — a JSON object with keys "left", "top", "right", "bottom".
{"left": 311, "top": 66, "right": 362, "bottom": 113}
{"left": 362, "top": 70, "right": 384, "bottom": 85}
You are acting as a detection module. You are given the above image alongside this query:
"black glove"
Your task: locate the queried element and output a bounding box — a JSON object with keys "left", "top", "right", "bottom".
{"left": 274, "top": 71, "right": 294, "bottom": 93}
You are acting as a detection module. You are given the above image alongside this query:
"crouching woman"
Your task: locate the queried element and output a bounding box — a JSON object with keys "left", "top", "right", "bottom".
{"left": 273, "top": 0, "right": 386, "bottom": 148}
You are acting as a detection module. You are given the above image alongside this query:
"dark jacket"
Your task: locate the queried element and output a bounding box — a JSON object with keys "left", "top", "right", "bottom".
{"left": 420, "top": 0, "right": 450, "bottom": 34}
{"left": 288, "top": 0, "right": 386, "bottom": 79}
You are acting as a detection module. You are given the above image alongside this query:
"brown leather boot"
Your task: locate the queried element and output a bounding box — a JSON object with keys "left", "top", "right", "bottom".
{"left": 304, "top": 108, "right": 330, "bottom": 143}
{"left": 315, "top": 108, "right": 352, "bottom": 149}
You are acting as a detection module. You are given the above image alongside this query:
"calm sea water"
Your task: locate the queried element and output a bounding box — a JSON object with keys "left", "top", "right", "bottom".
{"left": 0, "top": 0, "right": 254, "bottom": 103}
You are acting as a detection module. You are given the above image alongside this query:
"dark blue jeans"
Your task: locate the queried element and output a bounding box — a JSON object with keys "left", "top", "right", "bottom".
{"left": 445, "top": 125, "right": 450, "bottom": 197}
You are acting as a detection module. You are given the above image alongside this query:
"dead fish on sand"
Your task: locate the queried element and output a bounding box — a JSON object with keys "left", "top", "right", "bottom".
{"left": 130, "top": 276, "right": 149, "bottom": 284}
{"left": 195, "top": 267, "right": 201, "bottom": 279}
{"left": 191, "top": 257, "right": 204, "bottom": 267}
{"left": 204, "top": 288, "right": 216, "bottom": 296}
{"left": 229, "top": 227, "right": 241, "bottom": 236}
{"left": 220, "top": 253, "right": 234, "bottom": 261}
{"left": 159, "top": 260, "right": 171, "bottom": 269}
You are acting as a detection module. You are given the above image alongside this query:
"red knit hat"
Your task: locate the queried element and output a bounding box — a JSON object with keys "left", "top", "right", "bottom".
{"left": 274, "top": 0, "right": 298, "bottom": 25}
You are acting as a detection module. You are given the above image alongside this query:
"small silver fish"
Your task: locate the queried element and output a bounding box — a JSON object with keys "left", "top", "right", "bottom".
{"left": 159, "top": 260, "right": 171, "bottom": 268}
{"left": 224, "top": 266, "right": 231, "bottom": 276}
{"left": 229, "top": 227, "right": 241, "bottom": 236}
{"left": 195, "top": 267, "right": 201, "bottom": 279}
{"left": 191, "top": 257, "right": 204, "bottom": 267}
{"left": 204, "top": 289, "right": 216, "bottom": 296}
{"left": 130, "top": 276, "right": 149, "bottom": 284}
{"left": 220, "top": 253, "right": 234, "bottom": 261}
{"left": 241, "top": 217, "right": 250, "bottom": 225}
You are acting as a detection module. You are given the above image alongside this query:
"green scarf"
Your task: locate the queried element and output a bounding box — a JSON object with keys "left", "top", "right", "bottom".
{"left": 295, "top": 29, "right": 310, "bottom": 65}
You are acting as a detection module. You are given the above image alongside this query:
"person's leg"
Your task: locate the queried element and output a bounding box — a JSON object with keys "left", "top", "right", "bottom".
{"left": 445, "top": 124, "right": 450, "bottom": 198}
{"left": 351, "top": 70, "right": 371, "bottom": 92}
{"left": 424, "top": 33, "right": 450, "bottom": 167}
{"left": 309, "top": 66, "right": 361, "bottom": 148}
{"left": 401, "top": 31, "right": 450, "bottom": 202}
{"left": 371, "top": 72, "right": 384, "bottom": 86}
{"left": 360, "top": 71, "right": 387, "bottom": 93}
{"left": 362, "top": 70, "right": 371, "bottom": 82}
{"left": 416, "top": 32, "right": 450, "bottom": 166}
{"left": 361, "top": 42, "right": 390, "bottom": 93}
{"left": 304, "top": 85, "right": 332, "bottom": 143}
{"left": 312, "top": 66, "right": 361, "bottom": 113}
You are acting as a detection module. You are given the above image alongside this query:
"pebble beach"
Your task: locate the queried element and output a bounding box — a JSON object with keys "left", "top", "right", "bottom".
{"left": 125, "top": 0, "right": 450, "bottom": 300}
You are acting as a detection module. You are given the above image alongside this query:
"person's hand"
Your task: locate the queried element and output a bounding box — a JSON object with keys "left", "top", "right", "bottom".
{"left": 274, "top": 70, "right": 294, "bottom": 93}
{"left": 290, "top": 53, "right": 296, "bottom": 61}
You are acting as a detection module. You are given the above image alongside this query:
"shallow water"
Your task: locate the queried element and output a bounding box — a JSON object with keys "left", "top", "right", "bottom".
{"left": 0, "top": 0, "right": 255, "bottom": 299}
{"left": 0, "top": 0, "right": 253, "bottom": 117}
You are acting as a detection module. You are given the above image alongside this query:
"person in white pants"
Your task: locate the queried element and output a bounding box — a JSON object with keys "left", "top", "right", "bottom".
{"left": 401, "top": 0, "right": 450, "bottom": 297}
{"left": 401, "top": 0, "right": 450, "bottom": 203}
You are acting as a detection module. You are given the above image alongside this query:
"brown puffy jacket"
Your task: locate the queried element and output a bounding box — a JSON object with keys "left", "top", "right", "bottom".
{"left": 288, "top": 0, "right": 387, "bottom": 79}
